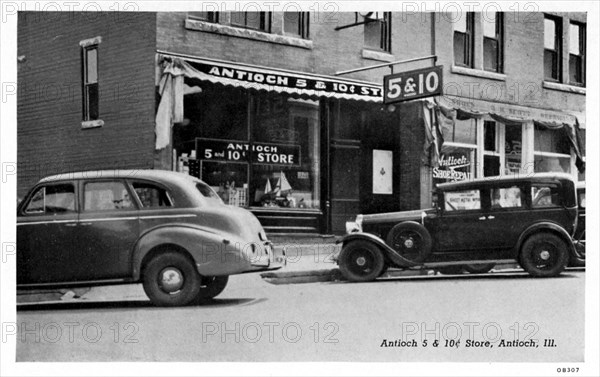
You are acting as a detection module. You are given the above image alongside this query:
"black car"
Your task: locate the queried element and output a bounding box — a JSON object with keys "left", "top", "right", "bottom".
{"left": 571, "top": 181, "right": 585, "bottom": 266}
{"left": 338, "top": 173, "right": 579, "bottom": 281}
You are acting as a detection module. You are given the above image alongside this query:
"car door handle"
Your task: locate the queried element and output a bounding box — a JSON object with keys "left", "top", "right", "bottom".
{"left": 65, "top": 223, "right": 78, "bottom": 227}
{"left": 487, "top": 216, "right": 495, "bottom": 220}
{"left": 478, "top": 216, "right": 486, "bottom": 221}
{"left": 80, "top": 222, "right": 93, "bottom": 226}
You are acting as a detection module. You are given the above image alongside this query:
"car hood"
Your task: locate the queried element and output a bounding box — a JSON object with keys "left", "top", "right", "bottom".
{"left": 362, "top": 208, "right": 434, "bottom": 224}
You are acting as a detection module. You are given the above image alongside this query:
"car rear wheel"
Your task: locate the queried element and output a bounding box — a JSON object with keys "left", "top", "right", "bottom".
{"left": 195, "top": 276, "right": 229, "bottom": 302}
{"left": 338, "top": 240, "right": 385, "bottom": 282}
{"left": 520, "top": 233, "right": 569, "bottom": 277}
{"left": 463, "top": 263, "right": 496, "bottom": 274}
{"left": 142, "top": 251, "right": 201, "bottom": 306}
{"left": 386, "top": 222, "right": 432, "bottom": 263}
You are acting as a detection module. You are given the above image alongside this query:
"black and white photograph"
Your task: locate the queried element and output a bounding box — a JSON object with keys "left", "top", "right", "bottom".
{"left": 0, "top": 1, "right": 598, "bottom": 375}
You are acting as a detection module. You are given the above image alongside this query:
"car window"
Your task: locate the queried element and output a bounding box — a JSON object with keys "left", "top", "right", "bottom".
{"left": 84, "top": 181, "right": 133, "bottom": 211}
{"left": 132, "top": 182, "right": 172, "bottom": 208}
{"left": 196, "top": 182, "right": 223, "bottom": 203}
{"left": 532, "top": 185, "right": 560, "bottom": 208}
{"left": 490, "top": 186, "right": 523, "bottom": 209}
{"left": 24, "top": 183, "right": 75, "bottom": 214}
{"left": 444, "top": 189, "right": 481, "bottom": 211}
{"left": 578, "top": 191, "right": 586, "bottom": 209}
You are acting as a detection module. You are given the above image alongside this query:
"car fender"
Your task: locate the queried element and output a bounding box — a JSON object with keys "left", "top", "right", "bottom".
{"left": 131, "top": 224, "right": 251, "bottom": 280}
{"left": 515, "top": 222, "right": 576, "bottom": 258}
{"left": 337, "top": 232, "right": 420, "bottom": 268}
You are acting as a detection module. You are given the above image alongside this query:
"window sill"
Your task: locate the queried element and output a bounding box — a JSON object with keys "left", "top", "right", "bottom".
{"left": 543, "top": 81, "right": 586, "bottom": 95}
{"left": 81, "top": 120, "right": 104, "bottom": 129}
{"left": 451, "top": 66, "right": 507, "bottom": 81}
{"left": 185, "top": 19, "right": 313, "bottom": 49}
{"left": 361, "top": 49, "right": 394, "bottom": 62}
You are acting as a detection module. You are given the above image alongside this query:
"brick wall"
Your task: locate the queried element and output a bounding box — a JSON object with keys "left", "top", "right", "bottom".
{"left": 17, "top": 12, "right": 157, "bottom": 196}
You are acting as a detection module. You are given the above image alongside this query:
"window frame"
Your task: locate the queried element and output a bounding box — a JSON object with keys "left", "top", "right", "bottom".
{"left": 22, "top": 183, "right": 77, "bottom": 215}
{"left": 483, "top": 12, "right": 504, "bottom": 73}
{"left": 187, "top": 11, "right": 219, "bottom": 23}
{"left": 363, "top": 12, "right": 392, "bottom": 53}
{"left": 230, "top": 11, "right": 271, "bottom": 32}
{"left": 544, "top": 15, "right": 563, "bottom": 82}
{"left": 569, "top": 21, "right": 586, "bottom": 86}
{"left": 454, "top": 12, "right": 475, "bottom": 68}
{"left": 82, "top": 44, "right": 99, "bottom": 121}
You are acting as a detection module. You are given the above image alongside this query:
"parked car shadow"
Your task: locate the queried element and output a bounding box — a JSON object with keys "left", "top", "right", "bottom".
{"left": 17, "top": 297, "right": 260, "bottom": 312}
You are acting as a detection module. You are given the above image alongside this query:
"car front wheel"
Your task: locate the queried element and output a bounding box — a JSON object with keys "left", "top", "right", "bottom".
{"left": 142, "top": 251, "right": 201, "bottom": 306}
{"left": 520, "top": 233, "right": 569, "bottom": 277}
{"left": 338, "top": 240, "right": 385, "bottom": 282}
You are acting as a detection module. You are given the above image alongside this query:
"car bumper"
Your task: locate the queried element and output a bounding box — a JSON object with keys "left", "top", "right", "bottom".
{"left": 250, "top": 241, "right": 286, "bottom": 269}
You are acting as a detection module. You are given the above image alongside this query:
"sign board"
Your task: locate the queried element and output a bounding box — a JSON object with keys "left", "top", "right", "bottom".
{"left": 372, "top": 149, "right": 393, "bottom": 194}
{"left": 196, "top": 138, "right": 301, "bottom": 166}
{"left": 383, "top": 65, "right": 443, "bottom": 104}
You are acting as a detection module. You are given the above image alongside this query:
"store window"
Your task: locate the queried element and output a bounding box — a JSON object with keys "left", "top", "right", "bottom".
{"left": 230, "top": 12, "right": 271, "bottom": 32}
{"left": 483, "top": 11, "right": 504, "bottom": 73}
{"left": 544, "top": 15, "right": 562, "bottom": 81}
{"left": 569, "top": 22, "right": 585, "bottom": 85}
{"left": 435, "top": 118, "right": 477, "bottom": 182}
{"left": 364, "top": 12, "right": 391, "bottom": 52}
{"left": 454, "top": 12, "right": 474, "bottom": 68}
{"left": 284, "top": 12, "right": 309, "bottom": 39}
{"left": 534, "top": 125, "right": 572, "bottom": 174}
{"left": 504, "top": 124, "right": 523, "bottom": 175}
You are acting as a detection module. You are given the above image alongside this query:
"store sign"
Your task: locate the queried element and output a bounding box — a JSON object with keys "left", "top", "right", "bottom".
{"left": 191, "top": 61, "right": 383, "bottom": 99}
{"left": 196, "top": 138, "right": 301, "bottom": 166}
{"left": 433, "top": 154, "right": 472, "bottom": 181}
{"left": 383, "top": 66, "right": 443, "bottom": 104}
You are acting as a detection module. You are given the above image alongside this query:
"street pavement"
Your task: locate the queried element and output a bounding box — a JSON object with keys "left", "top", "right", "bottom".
{"left": 14, "top": 244, "right": 585, "bottom": 362}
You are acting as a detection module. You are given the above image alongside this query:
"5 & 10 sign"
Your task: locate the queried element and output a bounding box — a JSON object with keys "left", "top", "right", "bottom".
{"left": 383, "top": 66, "right": 443, "bottom": 104}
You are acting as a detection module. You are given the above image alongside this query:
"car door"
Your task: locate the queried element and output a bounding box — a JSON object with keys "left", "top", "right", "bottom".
{"left": 76, "top": 179, "right": 140, "bottom": 280}
{"left": 17, "top": 181, "right": 79, "bottom": 284}
{"left": 431, "top": 187, "right": 490, "bottom": 252}
{"left": 483, "top": 184, "right": 529, "bottom": 251}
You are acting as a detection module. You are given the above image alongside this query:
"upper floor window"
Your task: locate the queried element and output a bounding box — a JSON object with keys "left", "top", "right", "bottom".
{"left": 569, "top": 22, "right": 585, "bottom": 85}
{"left": 188, "top": 11, "right": 219, "bottom": 23}
{"left": 230, "top": 12, "right": 271, "bottom": 32}
{"left": 483, "top": 12, "right": 504, "bottom": 73}
{"left": 364, "top": 12, "right": 391, "bottom": 53}
{"left": 454, "top": 12, "right": 475, "bottom": 67}
{"left": 284, "top": 12, "right": 309, "bottom": 39}
{"left": 544, "top": 15, "right": 562, "bottom": 81}
{"left": 82, "top": 45, "right": 99, "bottom": 121}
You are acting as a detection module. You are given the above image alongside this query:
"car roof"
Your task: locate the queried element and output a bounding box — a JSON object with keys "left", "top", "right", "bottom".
{"left": 39, "top": 169, "right": 200, "bottom": 187}
{"left": 436, "top": 173, "right": 576, "bottom": 190}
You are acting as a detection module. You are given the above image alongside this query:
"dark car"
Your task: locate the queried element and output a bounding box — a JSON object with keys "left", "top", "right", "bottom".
{"left": 17, "top": 170, "right": 283, "bottom": 306}
{"left": 338, "top": 173, "right": 579, "bottom": 281}
{"left": 571, "top": 181, "right": 585, "bottom": 266}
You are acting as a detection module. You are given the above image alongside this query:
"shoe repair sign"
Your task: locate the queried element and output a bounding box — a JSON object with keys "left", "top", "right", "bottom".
{"left": 384, "top": 65, "right": 443, "bottom": 104}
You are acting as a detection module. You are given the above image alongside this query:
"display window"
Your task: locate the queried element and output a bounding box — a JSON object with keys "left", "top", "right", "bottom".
{"left": 176, "top": 86, "right": 320, "bottom": 211}
{"left": 533, "top": 125, "right": 572, "bottom": 174}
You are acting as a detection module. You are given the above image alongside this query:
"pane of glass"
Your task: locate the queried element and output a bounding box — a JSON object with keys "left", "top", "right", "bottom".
{"left": 453, "top": 12, "right": 467, "bottom": 33}
{"left": 569, "top": 55, "right": 582, "bottom": 83}
{"left": 26, "top": 184, "right": 76, "bottom": 213}
{"left": 132, "top": 183, "right": 172, "bottom": 208}
{"left": 569, "top": 23, "right": 580, "bottom": 55}
{"left": 579, "top": 191, "right": 585, "bottom": 208}
{"left": 544, "top": 50, "right": 558, "bottom": 79}
{"left": 195, "top": 182, "right": 222, "bottom": 203}
{"left": 201, "top": 161, "right": 249, "bottom": 207}
{"left": 86, "top": 48, "right": 98, "bottom": 84}
{"left": 532, "top": 185, "right": 560, "bottom": 207}
{"left": 483, "top": 38, "right": 498, "bottom": 71}
{"left": 444, "top": 190, "right": 480, "bottom": 211}
{"left": 484, "top": 155, "right": 500, "bottom": 177}
{"left": 453, "top": 32, "right": 466, "bottom": 65}
{"left": 453, "top": 118, "right": 477, "bottom": 144}
{"left": 534, "top": 155, "right": 571, "bottom": 174}
{"left": 25, "top": 187, "right": 46, "bottom": 213}
{"left": 534, "top": 126, "right": 570, "bottom": 154}
{"left": 491, "top": 186, "right": 523, "bottom": 208}
{"left": 230, "top": 12, "right": 245, "bottom": 25}
{"left": 484, "top": 121, "right": 497, "bottom": 152}
{"left": 364, "top": 20, "right": 383, "bottom": 49}
{"left": 544, "top": 18, "right": 556, "bottom": 50}
{"left": 505, "top": 125, "right": 523, "bottom": 174}
{"left": 245, "top": 12, "right": 262, "bottom": 30}
{"left": 87, "top": 83, "right": 99, "bottom": 120}
{"left": 84, "top": 181, "right": 133, "bottom": 211}
{"left": 483, "top": 11, "right": 496, "bottom": 37}
{"left": 434, "top": 145, "right": 477, "bottom": 183}
{"left": 284, "top": 12, "right": 300, "bottom": 35}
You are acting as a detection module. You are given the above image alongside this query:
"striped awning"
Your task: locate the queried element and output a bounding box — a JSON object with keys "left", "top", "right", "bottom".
{"left": 158, "top": 52, "right": 384, "bottom": 103}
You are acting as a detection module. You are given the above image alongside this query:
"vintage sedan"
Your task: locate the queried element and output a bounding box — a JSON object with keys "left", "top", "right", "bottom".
{"left": 17, "top": 170, "right": 283, "bottom": 306}
{"left": 571, "top": 181, "right": 585, "bottom": 266}
{"left": 338, "top": 173, "right": 579, "bottom": 281}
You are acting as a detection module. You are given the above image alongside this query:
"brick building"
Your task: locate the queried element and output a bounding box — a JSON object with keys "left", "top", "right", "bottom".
{"left": 17, "top": 11, "right": 586, "bottom": 235}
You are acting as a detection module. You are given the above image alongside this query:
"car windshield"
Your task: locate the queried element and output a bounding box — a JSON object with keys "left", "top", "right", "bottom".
{"left": 196, "top": 182, "right": 223, "bottom": 204}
